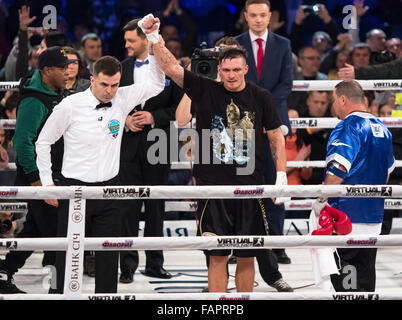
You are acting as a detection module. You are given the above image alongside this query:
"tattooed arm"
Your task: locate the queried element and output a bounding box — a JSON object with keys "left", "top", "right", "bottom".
{"left": 266, "top": 127, "right": 286, "bottom": 172}
{"left": 150, "top": 36, "right": 185, "bottom": 89}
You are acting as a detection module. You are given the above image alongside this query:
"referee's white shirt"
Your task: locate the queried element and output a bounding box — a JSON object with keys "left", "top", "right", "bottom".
{"left": 36, "top": 55, "right": 165, "bottom": 186}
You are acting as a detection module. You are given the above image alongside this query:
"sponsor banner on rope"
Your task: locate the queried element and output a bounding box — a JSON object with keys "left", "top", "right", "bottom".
{"left": 0, "top": 83, "right": 19, "bottom": 91}
{"left": 219, "top": 295, "right": 250, "bottom": 300}
{"left": 0, "top": 120, "right": 16, "bottom": 130}
{"left": 0, "top": 241, "right": 17, "bottom": 250}
{"left": 292, "top": 82, "right": 310, "bottom": 90}
{"left": 87, "top": 295, "right": 136, "bottom": 300}
{"left": 102, "top": 240, "right": 133, "bottom": 249}
{"left": 380, "top": 118, "right": 402, "bottom": 127}
{"left": 0, "top": 188, "right": 18, "bottom": 197}
{"left": 373, "top": 81, "right": 402, "bottom": 90}
{"left": 287, "top": 201, "right": 313, "bottom": 210}
{"left": 332, "top": 293, "right": 379, "bottom": 300}
{"left": 0, "top": 203, "right": 27, "bottom": 211}
{"left": 102, "top": 187, "right": 150, "bottom": 198}
{"left": 345, "top": 186, "right": 392, "bottom": 197}
{"left": 289, "top": 119, "right": 318, "bottom": 128}
{"left": 385, "top": 199, "right": 402, "bottom": 208}
{"left": 233, "top": 187, "right": 264, "bottom": 197}
{"left": 216, "top": 237, "right": 264, "bottom": 248}
{"left": 346, "top": 237, "right": 378, "bottom": 246}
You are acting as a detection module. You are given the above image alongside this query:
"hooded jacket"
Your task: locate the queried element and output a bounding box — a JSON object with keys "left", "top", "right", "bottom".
{"left": 13, "top": 69, "right": 64, "bottom": 184}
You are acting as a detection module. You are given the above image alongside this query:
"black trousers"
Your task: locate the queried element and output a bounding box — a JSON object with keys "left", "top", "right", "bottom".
{"left": 1, "top": 168, "right": 58, "bottom": 275}
{"left": 256, "top": 250, "right": 282, "bottom": 285}
{"left": 51, "top": 176, "right": 122, "bottom": 294}
{"left": 331, "top": 248, "right": 378, "bottom": 292}
{"left": 119, "top": 151, "right": 170, "bottom": 273}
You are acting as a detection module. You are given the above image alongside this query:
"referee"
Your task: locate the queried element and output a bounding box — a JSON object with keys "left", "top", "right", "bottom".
{"left": 35, "top": 17, "right": 165, "bottom": 293}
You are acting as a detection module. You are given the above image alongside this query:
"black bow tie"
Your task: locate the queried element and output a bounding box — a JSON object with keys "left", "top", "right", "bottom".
{"left": 96, "top": 102, "right": 112, "bottom": 109}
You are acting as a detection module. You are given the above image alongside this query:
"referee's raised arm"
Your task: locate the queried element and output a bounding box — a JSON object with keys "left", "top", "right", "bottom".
{"left": 151, "top": 35, "right": 185, "bottom": 89}
{"left": 138, "top": 14, "right": 185, "bottom": 87}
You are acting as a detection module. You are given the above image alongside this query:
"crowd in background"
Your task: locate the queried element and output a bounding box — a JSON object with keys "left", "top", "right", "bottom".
{"left": 0, "top": 0, "right": 401, "bottom": 224}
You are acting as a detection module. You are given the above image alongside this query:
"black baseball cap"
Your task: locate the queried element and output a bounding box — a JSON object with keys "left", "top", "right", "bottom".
{"left": 38, "top": 46, "right": 74, "bottom": 70}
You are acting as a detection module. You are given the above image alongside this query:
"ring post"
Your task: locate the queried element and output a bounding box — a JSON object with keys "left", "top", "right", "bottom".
{"left": 63, "top": 186, "right": 86, "bottom": 299}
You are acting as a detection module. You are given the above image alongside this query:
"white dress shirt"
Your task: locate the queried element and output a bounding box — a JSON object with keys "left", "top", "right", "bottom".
{"left": 36, "top": 55, "right": 165, "bottom": 185}
{"left": 249, "top": 29, "right": 268, "bottom": 66}
{"left": 133, "top": 56, "right": 150, "bottom": 110}
{"left": 133, "top": 56, "right": 150, "bottom": 84}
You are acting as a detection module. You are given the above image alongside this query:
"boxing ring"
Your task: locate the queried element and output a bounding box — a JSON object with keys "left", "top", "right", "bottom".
{"left": 1, "top": 79, "right": 402, "bottom": 301}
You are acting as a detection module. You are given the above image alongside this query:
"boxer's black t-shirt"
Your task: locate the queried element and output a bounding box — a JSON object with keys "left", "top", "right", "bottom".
{"left": 183, "top": 69, "right": 281, "bottom": 185}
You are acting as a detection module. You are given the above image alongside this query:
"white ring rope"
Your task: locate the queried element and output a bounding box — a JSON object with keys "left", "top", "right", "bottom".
{"left": 2, "top": 198, "right": 402, "bottom": 212}
{"left": 172, "top": 160, "right": 401, "bottom": 169}
{"left": 3, "top": 117, "right": 402, "bottom": 130}
{"left": 1, "top": 183, "right": 401, "bottom": 300}
{"left": 1, "top": 79, "right": 401, "bottom": 92}
{"left": 2, "top": 160, "right": 402, "bottom": 171}
{"left": 292, "top": 79, "right": 402, "bottom": 91}
{"left": 0, "top": 184, "right": 399, "bottom": 199}
{"left": 1, "top": 234, "right": 402, "bottom": 251}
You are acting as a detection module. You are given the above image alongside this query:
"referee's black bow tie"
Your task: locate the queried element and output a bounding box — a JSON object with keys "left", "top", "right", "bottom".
{"left": 96, "top": 102, "right": 112, "bottom": 109}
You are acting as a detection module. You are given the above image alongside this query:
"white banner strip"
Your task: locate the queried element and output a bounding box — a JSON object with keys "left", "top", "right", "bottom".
{"left": 290, "top": 117, "right": 402, "bottom": 129}
{"left": 293, "top": 79, "right": 402, "bottom": 91}
{"left": 0, "top": 291, "right": 401, "bottom": 300}
{"left": 63, "top": 187, "right": 86, "bottom": 298}
{"left": 1, "top": 234, "right": 402, "bottom": 251}
{"left": 0, "top": 185, "right": 400, "bottom": 199}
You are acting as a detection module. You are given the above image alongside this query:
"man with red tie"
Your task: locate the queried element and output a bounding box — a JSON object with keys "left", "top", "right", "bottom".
{"left": 236, "top": 0, "right": 294, "bottom": 267}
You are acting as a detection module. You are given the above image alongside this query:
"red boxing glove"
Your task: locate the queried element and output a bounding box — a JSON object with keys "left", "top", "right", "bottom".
{"left": 312, "top": 212, "right": 334, "bottom": 235}
{"left": 322, "top": 205, "right": 352, "bottom": 235}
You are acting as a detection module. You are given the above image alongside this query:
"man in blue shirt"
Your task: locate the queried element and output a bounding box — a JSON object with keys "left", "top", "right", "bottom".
{"left": 314, "top": 80, "right": 394, "bottom": 292}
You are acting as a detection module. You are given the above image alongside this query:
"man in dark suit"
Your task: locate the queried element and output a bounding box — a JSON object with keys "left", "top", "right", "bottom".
{"left": 236, "top": 0, "right": 293, "bottom": 265}
{"left": 118, "top": 18, "right": 183, "bottom": 283}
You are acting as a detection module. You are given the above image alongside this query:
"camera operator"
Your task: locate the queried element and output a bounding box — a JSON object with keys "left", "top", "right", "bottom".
{"left": 0, "top": 211, "right": 25, "bottom": 238}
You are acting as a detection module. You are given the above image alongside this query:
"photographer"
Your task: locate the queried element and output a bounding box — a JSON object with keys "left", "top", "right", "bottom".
{"left": 289, "top": 4, "right": 339, "bottom": 56}
{"left": 0, "top": 211, "right": 25, "bottom": 238}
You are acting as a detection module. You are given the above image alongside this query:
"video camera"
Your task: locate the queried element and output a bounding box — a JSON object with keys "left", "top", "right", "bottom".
{"left": 370, "top": 50, "right": 396, "bottom": 65}
{"left": 301, "top": 4, "right": 320, "bottom": 15}
{"left": 191, "top": 42, "right": 221, "bottom": 79}
{"left": 0, "top": 219, "right": 12, "bottom": 236}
